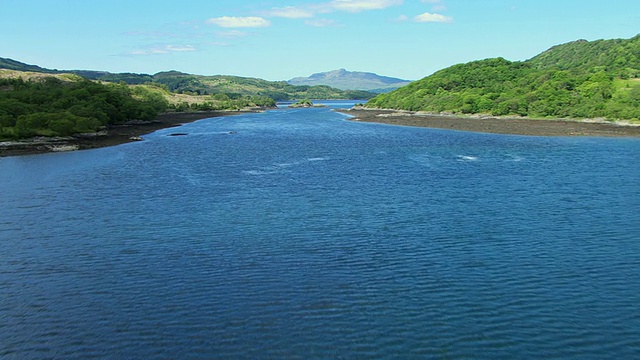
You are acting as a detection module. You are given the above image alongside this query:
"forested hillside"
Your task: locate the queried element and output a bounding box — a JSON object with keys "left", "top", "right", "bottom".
{"left": 0, "top": 72, "right": 278, "bottom": 139}
{"left": 0, "top": 57, "right": 154, "bottom": 84}
{"left": 152, "top": 71, "right": 374, "bottom": 100}
{"left": 366, "top": 35, "right": 640, "bottom": 120}
{"left": 0, "top": 77, "right": 169, "bottom": 138}
{"left": 528, "top": 37, "right": 639, "bottom": 77}
{"left": 0, "top": 57, "right": 375, "bottom": 100}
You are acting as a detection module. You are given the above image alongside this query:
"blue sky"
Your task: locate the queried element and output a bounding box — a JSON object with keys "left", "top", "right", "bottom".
{"left": 1, "top": 0, "right": 638, "bottom": 81}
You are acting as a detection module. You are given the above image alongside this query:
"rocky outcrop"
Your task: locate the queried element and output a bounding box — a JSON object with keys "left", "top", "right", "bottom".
{"left": 288, "top": 100, "right": 327, "bottom": 108}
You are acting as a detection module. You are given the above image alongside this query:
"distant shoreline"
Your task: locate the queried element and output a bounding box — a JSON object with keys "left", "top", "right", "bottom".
{"left": 0, "top": 110, "right": 262, "bottom": 157}
{"left": 338, "top": 108, "right": 640, "bottom": 138}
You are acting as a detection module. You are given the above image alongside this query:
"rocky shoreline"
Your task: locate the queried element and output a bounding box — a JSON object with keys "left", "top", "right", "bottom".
{"left": 0, "top": 110, "right": 261, "bottom": 157}
{"left": 338, "top": 108, "right": 640, "bottom": 138}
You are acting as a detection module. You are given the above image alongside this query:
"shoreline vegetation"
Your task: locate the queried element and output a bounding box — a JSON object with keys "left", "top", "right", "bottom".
{"left": 0, "top": 110, "right": 261, "bottom": 157}
{"left": 2, "top": 35, "right": 639, "bottom": 157}
{"left": 338, "top": 108, "right": 640, "bottom": 138}
{"left": 3, "top": 106, "right": 640, "bottom": 157}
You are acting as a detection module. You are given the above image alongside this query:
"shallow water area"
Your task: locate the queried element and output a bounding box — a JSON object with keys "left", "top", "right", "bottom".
{"left": 1, "top": 101, "right": 639, "bottom": 359}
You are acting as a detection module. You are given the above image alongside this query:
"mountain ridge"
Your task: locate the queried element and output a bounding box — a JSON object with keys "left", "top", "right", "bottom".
{"left": 0, "top": 57, "right": 375, "bottom": 100}
{"left": 289, "top": 69, "right": 412, "bottom": 93}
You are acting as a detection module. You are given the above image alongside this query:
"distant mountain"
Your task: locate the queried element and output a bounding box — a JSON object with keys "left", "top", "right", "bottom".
{"left": 0, "top": 58, "right": 375, "bottom": 100}
{"left": 150, "top": 71, "right": 375, "bottom": 100}
{"left": 366, "top": 35, "right": 640, "bottom": 120}
{"left": 289, "top": 69, "right": 412, "bottom": 93}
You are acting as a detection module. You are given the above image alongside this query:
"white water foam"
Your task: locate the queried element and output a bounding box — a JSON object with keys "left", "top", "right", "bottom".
{"left": 244, "top": 157, "right": 329, "bottom": 176}
{"left": 457, "top": 155, "right": 478, "bottom": 161}
{"left": 506, "top": 154, "right": 525, "bottom": 162}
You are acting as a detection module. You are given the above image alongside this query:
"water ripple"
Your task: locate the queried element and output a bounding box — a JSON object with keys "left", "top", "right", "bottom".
{"left": 1, "top": 108, "right": 639, "bottom": 359}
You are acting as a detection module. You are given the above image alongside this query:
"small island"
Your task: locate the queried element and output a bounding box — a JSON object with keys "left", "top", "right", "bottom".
{"left": 288, "top": 99, "right": 327, "bottom": 108}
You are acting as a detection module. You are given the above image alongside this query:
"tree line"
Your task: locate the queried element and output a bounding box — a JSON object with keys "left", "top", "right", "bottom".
{"left": 151, "top": 72, "right": 374, "bottom": 100}
{"left": 0, "top": 77, "right": 168, "bottom": 139}
{"left": 0, "top": 76, "right": 281, "bottom": 140}
{"left": 367, "top": 35, "right": 640, "bottom": 121}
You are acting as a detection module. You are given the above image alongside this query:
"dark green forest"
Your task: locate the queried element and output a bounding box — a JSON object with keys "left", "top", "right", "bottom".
{"left": 0, "top": 78, "right": 169, "bottom": 138}
{"left": 0, "top": 77, "right": 280, "bottom": 139}
{"left": 367, "top": 35, "right": 640, "bottom": 120}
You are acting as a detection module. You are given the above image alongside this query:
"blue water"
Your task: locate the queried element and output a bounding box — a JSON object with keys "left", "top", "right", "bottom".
{"left": 1, "top": 101, "right": 640, "bottom": 359}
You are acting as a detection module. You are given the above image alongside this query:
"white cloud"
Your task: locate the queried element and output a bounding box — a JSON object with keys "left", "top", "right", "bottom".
{"left": 396, "top": 14, "right": 409, "bottom": 22}
{"left": 127, "top": 44, "right": 196, "bottom": 56}
{"left": 325, "top": 0, "right": 403, "bottom": 13}
{"left": 304, "top": 19, "right": 338, "bottom": 27}
{"left": 414, "top": 12, "right": 453, "bottom": 23}
{"left": 215, "top": 30, "right": 249, "bottom": 38}
{"left": 207, "top": 16, "right": 271, "bottom": 28}
{"left": 128, "top": 50, "right": 154, "bottom": 56}
{"left": 265, "top": 6, "right": 314, "bottom": 19}
{"left": 207, "top": 0, "right": 403, "bottom": 31}
{"left": 165, "top": 45, "right": 196, "bottom": 52}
